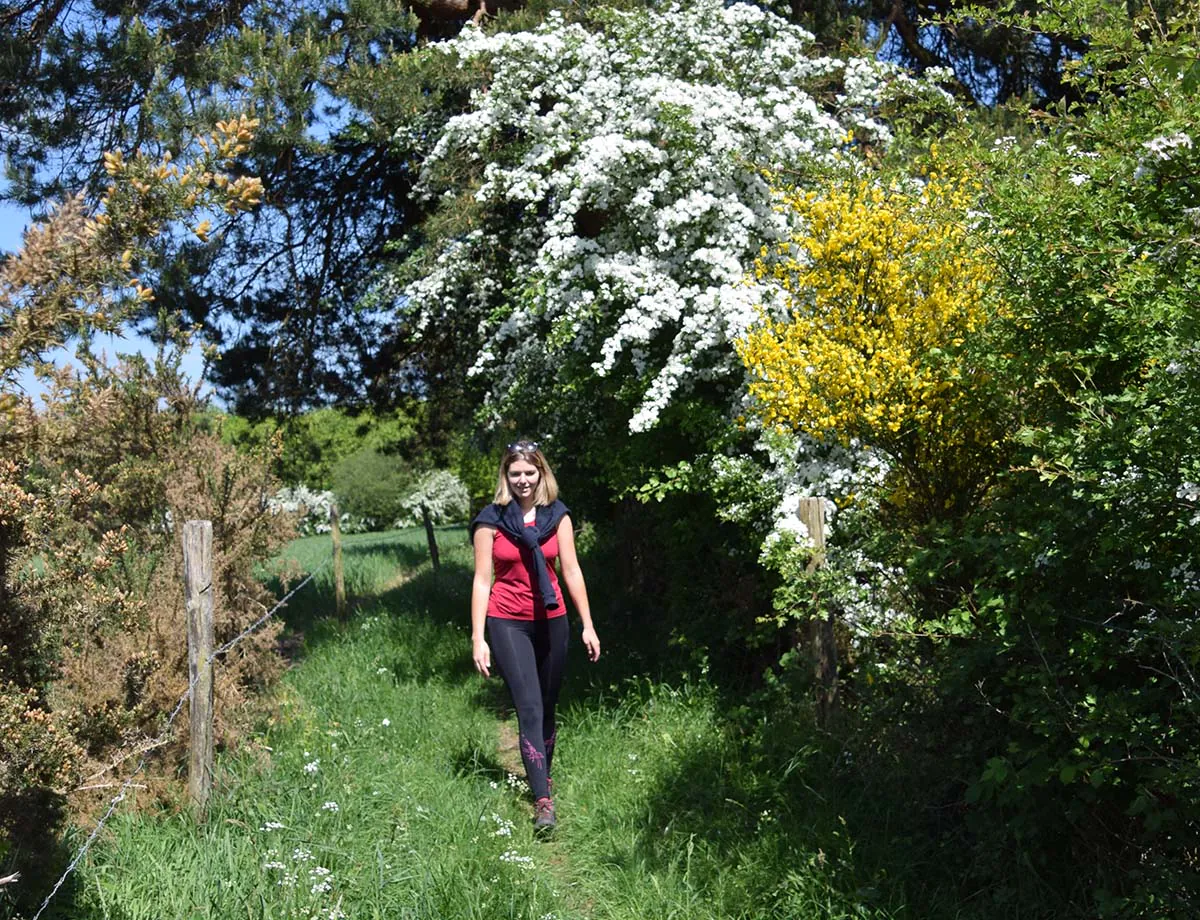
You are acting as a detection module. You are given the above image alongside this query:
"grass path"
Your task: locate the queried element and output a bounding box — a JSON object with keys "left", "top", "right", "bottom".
{"left": 44, "top": 528, "right": 916, "bottom": 920}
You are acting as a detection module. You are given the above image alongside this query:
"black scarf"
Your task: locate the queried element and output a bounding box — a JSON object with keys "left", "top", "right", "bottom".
{"left": 470, "top": 499, "right": 570, "bottom": 610}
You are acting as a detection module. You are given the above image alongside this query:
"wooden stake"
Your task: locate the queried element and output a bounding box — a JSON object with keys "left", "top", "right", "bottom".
{"left": 183, "top": 519, "right": 214, "bottom": 814}
{"left": 798, "top": 498, "right": 838, "bottom": 727}
{"left": 331, "top": 504, "right": 347, "bottom": 621}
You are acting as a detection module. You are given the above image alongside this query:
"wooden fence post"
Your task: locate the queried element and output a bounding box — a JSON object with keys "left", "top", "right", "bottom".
{"left": 330, "top": 504, "right": 347, "bottom": 621}
{"left": 798, "top": 497, "right": 838, "bottom": 728}
{"left": 421, "top": 503, "right": 441, "bottom": 573}
{"left": 183, "top": 520, "right": 214, "bottom": 814}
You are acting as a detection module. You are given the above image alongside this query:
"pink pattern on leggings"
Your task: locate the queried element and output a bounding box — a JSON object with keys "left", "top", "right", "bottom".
{"left": 521, "top": 735, "right": 545, "bottom": 768}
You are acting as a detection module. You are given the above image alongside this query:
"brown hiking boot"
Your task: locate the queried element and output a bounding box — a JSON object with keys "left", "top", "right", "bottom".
{"left": 533, "top": 796, "right": 556, "bottom": 833}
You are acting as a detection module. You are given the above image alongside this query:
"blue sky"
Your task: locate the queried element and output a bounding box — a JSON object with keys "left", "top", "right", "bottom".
{"left": 2, "top": 199, "right": 212, "bottom": 405}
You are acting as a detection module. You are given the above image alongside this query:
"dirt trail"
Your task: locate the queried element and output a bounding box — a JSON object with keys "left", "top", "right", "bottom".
{"left": 493, "top": 716, "right": 594, "bottom": 916}
{"left": 497, "top": 719, "right": 523, "bottom": 776}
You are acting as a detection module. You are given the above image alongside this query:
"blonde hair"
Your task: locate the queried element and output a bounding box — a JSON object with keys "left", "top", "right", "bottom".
{"left": 493, "top": 439, "right": 559, "bottom": 505}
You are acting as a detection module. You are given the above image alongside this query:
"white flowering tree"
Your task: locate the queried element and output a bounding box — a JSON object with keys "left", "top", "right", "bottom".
{"left": 392, "top": 0, "right": 954, "bottom": 488}
{"left": 394, "top": 470, "right": 470, "bottom": 528}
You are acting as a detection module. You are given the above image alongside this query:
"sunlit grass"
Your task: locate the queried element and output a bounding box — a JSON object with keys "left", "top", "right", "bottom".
{"left": 50, "top": 528, "right": 931, "bottom": 920}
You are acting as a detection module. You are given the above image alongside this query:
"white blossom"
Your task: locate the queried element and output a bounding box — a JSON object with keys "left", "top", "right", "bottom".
{"left": 396, "top": 0, "right": 955, "bottom": 434}
{"left": 1143, "top": 131, "right": 1193, "bottom": 161}
{"left": 393, "top": 469, "right": 470, "bottom": 528}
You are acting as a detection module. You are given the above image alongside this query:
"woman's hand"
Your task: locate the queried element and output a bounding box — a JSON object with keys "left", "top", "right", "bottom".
{"left": 473, "top": 637, "right": 492, "bottom": 678}
{"left": 581, "top": 627, "right": 601, "bottom": 663}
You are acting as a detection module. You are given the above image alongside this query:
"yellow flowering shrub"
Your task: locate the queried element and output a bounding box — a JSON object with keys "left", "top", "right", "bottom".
{"left": 0, "top": 115, "right": 275, "bottom": 873}
{"left": 0, "top": 115, "right": 263, "bottom": 388}
{"left": 737, "top": 173, "right": 1007, "bottom": 517}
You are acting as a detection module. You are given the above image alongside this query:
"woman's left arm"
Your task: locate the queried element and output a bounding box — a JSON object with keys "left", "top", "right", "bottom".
{"left": 556, "top": 515, "right": 600, "bottom": 662}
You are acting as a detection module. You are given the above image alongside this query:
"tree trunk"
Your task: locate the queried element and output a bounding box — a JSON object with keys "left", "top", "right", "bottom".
{"left": 422, "top": 503, "right": 441, "bottom": 572}
{"left": 410, "top": 0, "right": 528, "bottom": 40}
{"left": 798, "top": 498, "right": 839, "bottom": 728}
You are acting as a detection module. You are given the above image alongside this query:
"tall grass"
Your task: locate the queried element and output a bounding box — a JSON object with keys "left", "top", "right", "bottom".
{"left": 23, "top": 526, "right": 957, "bottom": 920}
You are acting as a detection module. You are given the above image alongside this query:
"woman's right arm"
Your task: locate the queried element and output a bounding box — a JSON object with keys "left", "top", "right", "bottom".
{"left": 471, "top": 526, "right": 496, "bottom": 678}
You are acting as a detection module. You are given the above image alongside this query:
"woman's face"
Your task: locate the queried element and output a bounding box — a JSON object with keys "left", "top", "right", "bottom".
{"left": 506, "top": 458, "right": 541, "bottom": 502}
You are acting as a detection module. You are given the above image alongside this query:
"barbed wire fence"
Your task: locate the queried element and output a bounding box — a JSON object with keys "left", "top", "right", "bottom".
{"left": 27, "top": 525, "right": 420, "bottom": 920}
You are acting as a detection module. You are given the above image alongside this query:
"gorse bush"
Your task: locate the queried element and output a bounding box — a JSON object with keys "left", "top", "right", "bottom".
{"left": 38, "top": 356, "right": 294, "bottom": 756}
{"left": 0, "top": 354, "right": 297, "bottom": 907}
{"left": 737, "top": 170, "right": 1009, "bottom": 522}
{"left": 0, "top": 115, "right": 287, "bottom": 904}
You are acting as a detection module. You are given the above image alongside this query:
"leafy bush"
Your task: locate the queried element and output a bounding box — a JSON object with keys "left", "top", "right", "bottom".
{"left": 269, "top": 485, "right": 373, "bottom": 535}
{"left": 731, "top": 3, "right": 1200, "bottom": 912}
{"left": 220, "top": 405, "right": 425, "bottom": 490}
{"left": 331, "top": 448, "right": 413, "bottom": 530}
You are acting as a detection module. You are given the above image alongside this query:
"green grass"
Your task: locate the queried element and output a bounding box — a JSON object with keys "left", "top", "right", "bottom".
{"left": 27, "top": 527, "right": 939, "bottom": 920}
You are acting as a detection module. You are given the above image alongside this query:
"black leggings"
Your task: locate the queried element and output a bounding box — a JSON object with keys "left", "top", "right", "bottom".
{"left": 487, "top": 615, "right": 569, "bottom": 800}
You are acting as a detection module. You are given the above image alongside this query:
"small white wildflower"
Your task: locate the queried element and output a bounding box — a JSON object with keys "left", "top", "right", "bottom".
{"left": 304, "top": 759, "right": 320, "bottom": 775}
{"left": 505, "top": 773, "right": 530, "bottom": 793}
{"left": 321, "top": 801, "right": 340, "bottom": 813}
{"left": 260, "top": 821, "right": 285, "bottom": 831}
{"left": 292, "top": 847, "right": 313, "bottom": 862}
{"left": 262, "top": 860, "right": 287, "bottom": 870}
{"left": 489, "top": 813, "right": 515, "bottom": 837}
{"left": 381, "top": 718, "right": 391, "bottom": 727}
{"left": 499, "top": 848, "right": 534, "bottom": 867}
{"left": 377, "top": 666, "right": 389, "bottom": 675}
{"left": 1068, "top": 173, "right": 1089, "bottom": 186}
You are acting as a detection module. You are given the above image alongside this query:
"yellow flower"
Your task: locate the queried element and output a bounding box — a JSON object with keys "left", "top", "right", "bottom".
{"left": 735, "top": 171, "right": 1008, "bottom": 516}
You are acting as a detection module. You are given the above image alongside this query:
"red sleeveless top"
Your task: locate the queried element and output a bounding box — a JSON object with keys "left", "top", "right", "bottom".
{"left": 487, "top": 521, "right": 566, "bottom": 620}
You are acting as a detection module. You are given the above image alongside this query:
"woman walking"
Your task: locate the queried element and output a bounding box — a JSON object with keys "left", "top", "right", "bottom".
{"left": 470, "top": 440, "right": 600, "bottom": 832}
